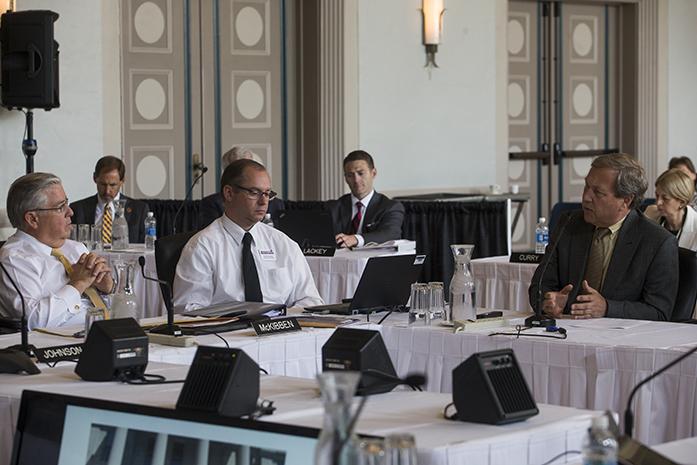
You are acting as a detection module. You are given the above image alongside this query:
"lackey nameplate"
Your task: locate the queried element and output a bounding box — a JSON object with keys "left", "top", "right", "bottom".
{"left": 302, "top": 246, "right": 336, "bottom": 257}
{"left": 34, "top": 343, "right": 83, "bottom": 364}
{"left": 252, "top": 317, "right": 302, "bottom": 337}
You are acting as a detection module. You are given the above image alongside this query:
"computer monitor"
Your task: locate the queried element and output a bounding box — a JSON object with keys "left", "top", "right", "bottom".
{"left": 275, "top": 210, "right": 336, "bottom": 248}
{"left": 11, "top": 390, "right": 319, "bottom": 465}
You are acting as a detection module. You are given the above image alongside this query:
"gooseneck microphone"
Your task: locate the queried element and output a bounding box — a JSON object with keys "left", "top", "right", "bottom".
{"left": 0, "top": 261, "right": 35, "bottom": 356}
{"left": 526, "top": 212, "right": 574, "bottom": 328}
{"left": 624, "top": 344, "right": 697, "bottom": 438}
{"left": 173, "top": 166, "right": 208, "bottom": 235}
{"left": 138, "top": 256, "right": 182, "bottom": 336}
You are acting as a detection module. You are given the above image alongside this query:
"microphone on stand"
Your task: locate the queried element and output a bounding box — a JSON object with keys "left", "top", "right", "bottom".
{"left": 0, "top": 261, "right": 40, "bottom": 375}
{"left": 173, "top": 166, "right": 208, "bottom": 235}
{"left": 526, "top": 212, "right": 574, "bottom": 328}
{"left": 138, "top": 256, "right": 182, "bottom": 336}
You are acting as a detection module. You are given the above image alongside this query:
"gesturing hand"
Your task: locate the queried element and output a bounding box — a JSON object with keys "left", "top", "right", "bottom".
{"left": 542, "top": 284, "right": 573, "bottom": 318}
{"left": 569, "top": 280, "right": 607, "bottom": 319}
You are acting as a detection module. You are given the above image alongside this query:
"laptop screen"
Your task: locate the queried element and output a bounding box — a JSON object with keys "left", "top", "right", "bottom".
{"left": 275, "top": 210, "right": 336, "bottom": 248}
{"left": 11, "top": 390, "right": 318, "bottom": 465}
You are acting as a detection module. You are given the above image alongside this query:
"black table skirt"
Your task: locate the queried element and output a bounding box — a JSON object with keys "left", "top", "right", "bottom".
{"left": 142, "top": 199, "right": 508, "bottom": 286}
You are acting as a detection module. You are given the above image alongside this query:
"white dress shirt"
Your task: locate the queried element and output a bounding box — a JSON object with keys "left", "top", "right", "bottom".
{"left": 351, "top": 190, "right": 375, "bottom": 247}
{"left": 173, "top": 215, "right": 324, "bottom": 311}
{"left": 95, "top": 192, "right": 120, "bottom": 225}
{"left": 0, "top": 230, "right": 91, "bottom": 329}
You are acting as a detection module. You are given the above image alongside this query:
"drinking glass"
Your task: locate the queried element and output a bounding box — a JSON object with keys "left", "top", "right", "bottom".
{"left": 84, "top": 306, "right": 105, "bottom": 339}
{"left": 428, "top": 282, "right": 445, "bottom": 321}
{"left": 359, "top": 438, "right": 385, "bottom": 465}
{"left": 385, "top": 434, "right": 417, "bottom": 465}
{"left": 408, "top": 283, "right": 430, "bottom": 326}
{"left": 90, "top": 224, "right": 103, "bottom": 251}
{"left": 78, "top": 224, "right": 91, "bottom": 249}
{"left": 68, "top": 224, "right": 77, "bottom": 241}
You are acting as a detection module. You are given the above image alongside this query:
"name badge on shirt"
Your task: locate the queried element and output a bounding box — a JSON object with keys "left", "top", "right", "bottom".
{"left": 259, "top": 249, "right": 276, "bottom": 261}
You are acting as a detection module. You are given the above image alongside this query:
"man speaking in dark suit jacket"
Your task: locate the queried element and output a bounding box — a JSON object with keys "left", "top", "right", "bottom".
{"left": 330, "top": 150, "right": 405, "bottom": 248}
{"left": 70, "top": 156, "right": 149, "bottom": 243}
{"left": 528, "top": 153, "right": 678, "bottom": 321}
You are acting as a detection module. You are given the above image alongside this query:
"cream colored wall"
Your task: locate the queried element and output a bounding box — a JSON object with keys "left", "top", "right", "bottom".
{"left": 0, "top": 0, "right": 121, "bottom": 210}
{"left": 355, "top": 0, "right": 508, "bottom": 196}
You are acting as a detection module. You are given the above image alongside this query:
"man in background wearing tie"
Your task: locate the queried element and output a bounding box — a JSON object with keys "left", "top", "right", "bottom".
{"left": 330, "top": 150, "right": 405, "bottom": 248}
{"left": 0, "top": 173, "right": 113, "bottom": 329}
{"left": 528, "top": 153, "right": 678, "bottom": 321}
{"left": 173, "top": 159, "right": 322, "bottom": 311}
{"left": 70, "top": 156, "right": 149, "bottom": 243}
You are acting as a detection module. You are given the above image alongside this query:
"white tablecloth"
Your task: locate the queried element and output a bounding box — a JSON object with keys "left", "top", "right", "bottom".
{"left": 99, "top": 245, "right": 165, "bottom": 318}
{"left": 654, "top": 436, "right": 697, "bottom": 464}
{"left": 306, "top": 246, "right": 416, "bottom": 304}
{"left": 471, "top": 256, "right": 537, "bottom": 312}
{"left": 379, "top": 313, "right": 697, "bottom": 446}
{"left": 0, "top": 363, "right": 600, "bottom": 465}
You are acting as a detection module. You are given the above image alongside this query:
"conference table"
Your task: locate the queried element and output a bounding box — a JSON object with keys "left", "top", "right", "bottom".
{"left": 0, "top": 362, "right": 603, "bottom": 465}
{"left": 471, "top": 255, "right": 536, "bottom": 311}
{"left": 2, "top": 311, "right": 696, "bottom": 445}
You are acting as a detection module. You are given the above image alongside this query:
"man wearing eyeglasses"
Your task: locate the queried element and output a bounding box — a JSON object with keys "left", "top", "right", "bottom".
{"left": 0, "top": 173, "right": 114, "bottom": 329}
{"left": 70, "top": 156, "right": 149, "bottom": 243}
{"left": 174, "top": 159, "right": 323, "bottom": 310}
{"left": 198, "top": 146, "right": 285, "bottom": 229}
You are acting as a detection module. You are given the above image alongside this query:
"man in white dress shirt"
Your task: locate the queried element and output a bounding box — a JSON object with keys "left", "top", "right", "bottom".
{"left": 0, "top": 173, "right": 114, "bottom": 329}
{"left": 173, "top": 159, "right": 323, "bottom": 311}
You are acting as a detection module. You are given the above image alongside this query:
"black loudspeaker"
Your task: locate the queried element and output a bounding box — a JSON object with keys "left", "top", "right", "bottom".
{"left": 75, "top": 318, "right": 148, "bottom": 382}
{"left": 176, "top": 346, "right": 259, "bottom": 418}
{"left": 322, "top": 327, "right": 398, "bottom": 395}
{"left": 452, "top": 348, "right": 538, "bottom": 425}
{"left": 0, "top": 10, "right": 60, "bottom": 110}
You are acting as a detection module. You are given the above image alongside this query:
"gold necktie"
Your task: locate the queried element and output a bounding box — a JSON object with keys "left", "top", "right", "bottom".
{"left": 584, "top": 227, "right": 611, "bottom": 291}
{"left": 51, "top": 248, "right": 108, "bottom": 313}
{"left": 102, "top": 205, "right": 112, "bottom": 244}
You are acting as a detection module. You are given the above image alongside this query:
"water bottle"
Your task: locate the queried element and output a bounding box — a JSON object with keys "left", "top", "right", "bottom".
{"left": 144, "top": 212, "right": 157, "bottom": 249}
{"left": 535, "top": 217, "right": 549, "bottom": 254}
{"left": 263, "top": 213, "right": 274, "bottom": 228}
{"left": 582, "top": 416, "right": 618, "bottom": 465}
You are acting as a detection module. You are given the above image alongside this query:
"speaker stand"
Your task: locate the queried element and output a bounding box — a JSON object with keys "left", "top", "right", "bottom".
{"left": 22, "top": 109, "right": 38, "bottom": 174}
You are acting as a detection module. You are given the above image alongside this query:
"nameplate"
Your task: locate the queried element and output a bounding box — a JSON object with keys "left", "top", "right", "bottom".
{"left": 509, "top": 252, "right": 543, "bottom": 264}
{"left": 252, "top": 317, "right": 301, "bottom": 337}
{"left": 302, "top": 245, "right": 336, "bottom": 257}
{"left": 34, "top": 343, "right": 83, "bottom": 364}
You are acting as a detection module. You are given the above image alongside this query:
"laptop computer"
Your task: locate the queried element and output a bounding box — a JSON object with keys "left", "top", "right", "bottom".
{"left": 305, "top": 254, "right": 426, "bottom": 315}
{"left": 275, "top": 210, "right": 336, "bottom": 255}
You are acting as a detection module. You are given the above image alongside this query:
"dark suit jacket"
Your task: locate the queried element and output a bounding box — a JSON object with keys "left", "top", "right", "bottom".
{"left": 329, "top": 192, "right": 405, "bottom": 244}
{"left": 528, "top": 209, "right": 678, "bottom": 321}
{"left": 70, "top": 194, "right": 149, "bottom": 243}
{"left": 198, "top": 193, "right": 285, "bottom": 230}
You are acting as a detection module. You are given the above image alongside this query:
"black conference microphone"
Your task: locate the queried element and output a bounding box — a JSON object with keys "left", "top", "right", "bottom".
{"left": 138, "top": 256, "right": 182, "bottom": 336}
{"left": 526, "top": 212, "right": 575, "bottom": 328}
{"left": 0, "top": 261, "right": 35, "bottom": 356}
{"left": 173, "top": 166, "right": 208, "bottom": 235}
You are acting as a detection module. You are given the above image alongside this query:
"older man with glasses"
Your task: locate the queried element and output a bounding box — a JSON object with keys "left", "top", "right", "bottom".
{"left": 0, "top": 173, "right": 114, "bottom": 329}
{"left": 174, "top": 159, "right": 323, "bottom": 311}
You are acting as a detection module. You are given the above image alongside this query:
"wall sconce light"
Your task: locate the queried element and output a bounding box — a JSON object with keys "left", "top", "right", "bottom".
{"left": 0, "top": 0, "right": 15, "bottom": 15}
{"left": 422, "top": 0, "right": 445, "bottom": 70}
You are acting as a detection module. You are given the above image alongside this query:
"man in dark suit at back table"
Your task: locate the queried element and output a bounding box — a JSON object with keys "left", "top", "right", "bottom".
{"left": 528, "top": 153, "right": 678, "bottom": 321}
{"left": 70, "top": 156, "right": 149, "bottom": 243}
{"left": 330, "top": 150, "right": 405, "bottom": 248}
{"left": 198, "top": 146, "right": 284, "bottom": 229}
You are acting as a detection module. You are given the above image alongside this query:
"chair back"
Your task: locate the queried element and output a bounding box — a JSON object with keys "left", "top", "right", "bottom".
{"left": 673, "top": 247, "right": 697, "bottom": 322}
{"left": 154, "top": 231, "right": 197, "bottom": 302}
{"left": 549, "top": 202, "right": 582, "bottom": 231}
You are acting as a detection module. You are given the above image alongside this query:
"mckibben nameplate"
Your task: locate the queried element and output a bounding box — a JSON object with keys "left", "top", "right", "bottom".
{"left": 252, "top": 317, "right": 302, "bottom": 337}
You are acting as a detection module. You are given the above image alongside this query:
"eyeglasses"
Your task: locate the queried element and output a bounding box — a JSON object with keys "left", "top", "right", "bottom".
{"left": 234, "top": 185, "right": 277, "bottom": 201}
{"left": 29, "top": 198, "right": 70, "bottom": 215}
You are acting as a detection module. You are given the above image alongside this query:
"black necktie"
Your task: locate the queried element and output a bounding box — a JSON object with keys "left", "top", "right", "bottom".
{"left": 242, "top": 232, "right": 263, "bottom": 302}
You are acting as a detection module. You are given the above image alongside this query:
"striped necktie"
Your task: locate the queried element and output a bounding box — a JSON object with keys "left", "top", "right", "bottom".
{"left": 51, "top": 248, "right": 109, "bottom": 314}
{"left": 584, "top": 227, "right": 611, "bottom": 291}
{"left": 102, "top": 204, "right": 112, "bottom": 244}
{"left": 351, "top": 202, "right": 363, "bottom": 234}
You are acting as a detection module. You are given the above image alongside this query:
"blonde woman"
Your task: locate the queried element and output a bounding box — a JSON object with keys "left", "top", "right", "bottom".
{"left": 645, "top": 168, "right": 697, "bottom": 250}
